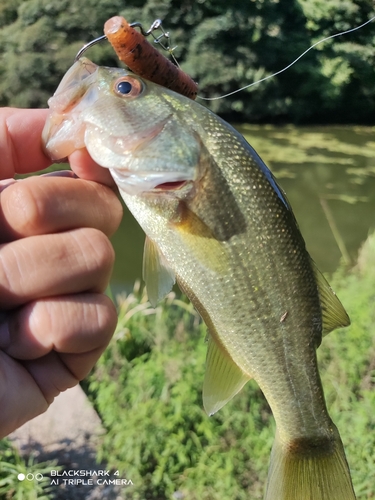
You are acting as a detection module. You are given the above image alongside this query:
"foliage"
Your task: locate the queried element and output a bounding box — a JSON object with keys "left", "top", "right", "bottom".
{"left": 0, "top": 0, "right": 125, "bottom": 108}
{"left": 0, "top": 0, "right": 374, "bottom": 123}
{"left": 319, "top": 235, "right": 375, "bottom": 499}
{"left": 0, "top": 439, "right": 55, "bottom": 500}
{"left": 87, "top": 235, "right": 375, "bottom": 499}
{"left": 88, "top": 284, "right": 271, "bottom": 499}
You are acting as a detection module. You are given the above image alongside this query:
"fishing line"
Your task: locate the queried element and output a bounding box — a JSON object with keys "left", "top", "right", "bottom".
{"left": 197, "top": 15, "right": 375, "bottom": 101}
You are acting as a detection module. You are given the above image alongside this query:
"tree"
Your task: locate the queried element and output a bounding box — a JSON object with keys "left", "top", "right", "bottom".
{"left": 0, "top": 0, "right": 373, "bottom": 123}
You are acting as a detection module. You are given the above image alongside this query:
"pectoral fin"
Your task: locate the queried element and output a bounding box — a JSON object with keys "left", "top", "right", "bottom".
{"left": 310, "top": 258, "right": 350, "bottom": 335}
{"left": 143, "top": 236, "right": 175, "bottom": 307}
{"left": 175, "top": 205, "right": 228, "bottom": 275}
{"left": 203, "top": 335, "right": 251, "bottom": 415}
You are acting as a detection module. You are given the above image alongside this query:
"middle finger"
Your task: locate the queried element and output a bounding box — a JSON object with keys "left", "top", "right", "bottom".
{"left": 0, "top": 227, "right": 114, "bottom": 308}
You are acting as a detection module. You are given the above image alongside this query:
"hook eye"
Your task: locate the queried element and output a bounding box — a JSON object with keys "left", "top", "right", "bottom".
{"left": 113, "top": 76, "right": 143, "bottom": 97}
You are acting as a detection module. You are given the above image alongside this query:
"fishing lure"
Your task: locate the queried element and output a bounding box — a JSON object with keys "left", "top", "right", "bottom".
{"left": 76, "top": 16, "right": 198, "bottom": 100}
{"left": 75, "top": 14, "right": 375, "bottom": 103}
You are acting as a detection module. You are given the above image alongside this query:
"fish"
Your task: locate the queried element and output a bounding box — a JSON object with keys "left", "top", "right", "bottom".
{"left": 42, "top": 57, "right": 356, "bottom": 500}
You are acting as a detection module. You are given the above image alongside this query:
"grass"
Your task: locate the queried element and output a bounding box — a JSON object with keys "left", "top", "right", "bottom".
{"left": 0, "top": 440, "right": 55, "bottom": 500}
{"left": 318, "top": 234, "right": 375, "bottom": 498}
{"left": 86, "top": 233, "right": 375, "bottom": 499}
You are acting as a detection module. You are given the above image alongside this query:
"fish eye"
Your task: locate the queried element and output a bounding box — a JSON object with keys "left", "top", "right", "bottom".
{"left": 113, "top": 76, "right": 143, "bottom": 97}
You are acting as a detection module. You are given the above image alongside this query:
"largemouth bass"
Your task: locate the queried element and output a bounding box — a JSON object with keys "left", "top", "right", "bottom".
{"left": 42, "top": 57, "right": 356, "bottom": 500}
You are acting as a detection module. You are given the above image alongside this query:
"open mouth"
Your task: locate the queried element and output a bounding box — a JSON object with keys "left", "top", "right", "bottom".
{"left": 153, "top": 180, "right": 187, "bottom": 191}
{"left": 110, "top": 168, "right": 191, "bottom": 195}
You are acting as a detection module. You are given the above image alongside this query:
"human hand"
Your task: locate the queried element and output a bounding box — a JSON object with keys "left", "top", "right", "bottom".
{"left": 0, "top": 108, "right": 123, "bottom": 437}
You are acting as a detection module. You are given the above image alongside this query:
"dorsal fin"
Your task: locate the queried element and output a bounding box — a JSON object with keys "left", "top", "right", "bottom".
{"left": 142, "top": 236, "right": 175, "bottom": 307}
{"left": 203, "top": 334, "right": 251, "bottom": 415}
{"left": 310, "top": 258, "right": 350, "bottom": 335}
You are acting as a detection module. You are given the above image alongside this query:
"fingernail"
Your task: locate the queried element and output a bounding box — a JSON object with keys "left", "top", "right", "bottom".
{"left": 41, "top": 170, "right": 77, "bottom": 178}
{"left": 0, "top": 312, "right": 10, "bottom": 349}
{"left": 0, "top": 179, "right": 17, "bottom": 194}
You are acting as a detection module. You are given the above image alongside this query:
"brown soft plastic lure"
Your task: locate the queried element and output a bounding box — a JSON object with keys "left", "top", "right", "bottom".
{"left": 104, "top": 16, "right": 198, "bottom": 100}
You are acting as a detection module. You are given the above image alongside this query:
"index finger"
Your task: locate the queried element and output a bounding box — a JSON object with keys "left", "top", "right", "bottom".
{"left": 0, "top": 107, "right": 115, "bottom": 187}
{"left": 0, "top": 108, "right": 51, "bottom": 178}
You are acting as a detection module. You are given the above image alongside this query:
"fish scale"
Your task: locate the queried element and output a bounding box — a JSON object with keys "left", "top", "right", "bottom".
{"left": 121, "top": 124, "right": 338, "bottom": 459}
{"left": 42, "top": 57, "right": 356, "bottom": 500}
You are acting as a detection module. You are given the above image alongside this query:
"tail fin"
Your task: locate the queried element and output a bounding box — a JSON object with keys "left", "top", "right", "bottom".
{"left": 264, "top": 428, "right": 356, "bottom": 500}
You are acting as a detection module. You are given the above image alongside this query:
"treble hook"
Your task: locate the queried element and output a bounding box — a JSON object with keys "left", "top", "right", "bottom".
{"left": 74, "top": 19, "right": 177, "bottom": 62}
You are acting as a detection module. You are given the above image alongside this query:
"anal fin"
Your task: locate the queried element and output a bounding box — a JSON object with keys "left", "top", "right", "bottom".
{"left": 203, "top": 335, "right": 251, "bottom": 415}
{"left": 143, "top": 236, "right": 175, "bottom": 307}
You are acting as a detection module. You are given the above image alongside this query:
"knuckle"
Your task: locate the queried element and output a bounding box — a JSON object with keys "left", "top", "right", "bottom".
{"left": 87, "top": 182, "right": 124, "bottom": 236}
{"left": 2, "top": 180, "right": 44, "bottom": 236}
{"left": 75, "top": 227, "right": 115, "bottom": 278}
{"left": 94, "top": 295, "right": 118, "bottom": 339}
{"left": 103, "top": 189, "right": 123, "bottom": 235}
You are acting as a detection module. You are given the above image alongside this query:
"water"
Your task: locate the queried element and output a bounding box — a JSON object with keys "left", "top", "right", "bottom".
{"left": 110, "top": 125, "right": 375, "bottom": 290}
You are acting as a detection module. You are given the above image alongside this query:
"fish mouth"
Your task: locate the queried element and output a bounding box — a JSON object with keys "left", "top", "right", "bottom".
{"left": 110, "top": 168, "right": 190, "bottom": 195}
{"left": 152, "top": 180, "right": 187, "bottom": 190}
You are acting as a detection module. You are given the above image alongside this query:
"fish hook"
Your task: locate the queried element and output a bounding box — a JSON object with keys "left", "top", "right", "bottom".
{"left": 74, "top": 19, "right": 178, "bottom": 63}
{"left": 75, "top": 34, "right": 107, "bottom": 61}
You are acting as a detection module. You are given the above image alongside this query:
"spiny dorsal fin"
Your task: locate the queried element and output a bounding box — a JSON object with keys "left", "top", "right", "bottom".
{"left": 142, "top": 236, "right": 175, "bottom": 307}
{"left": 310, "top": 258, "right": 350, "bottom": 335}
{"left": 203, "top": 334, "right": 251, "bottom": 415}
